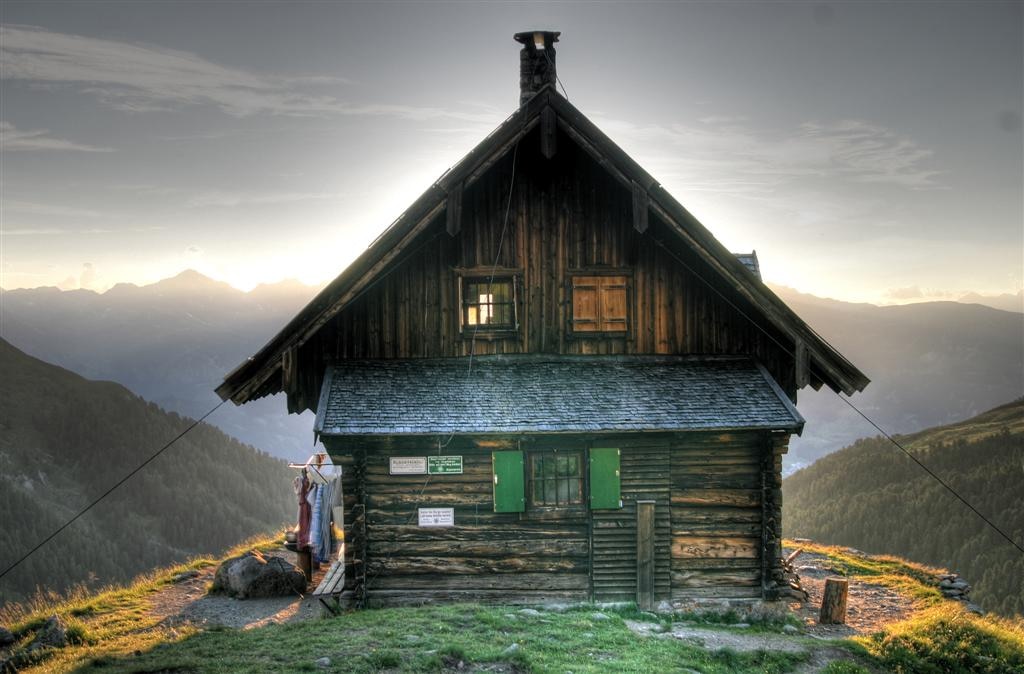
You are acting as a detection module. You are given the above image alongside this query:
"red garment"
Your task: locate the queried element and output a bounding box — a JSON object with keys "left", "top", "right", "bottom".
{"left": 296, "top": 472, "right": 313, "bottom": 549}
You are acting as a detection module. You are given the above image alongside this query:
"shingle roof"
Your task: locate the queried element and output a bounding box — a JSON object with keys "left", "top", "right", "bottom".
{"left": 314, "top": 355, "right": 804, "bottom": 437}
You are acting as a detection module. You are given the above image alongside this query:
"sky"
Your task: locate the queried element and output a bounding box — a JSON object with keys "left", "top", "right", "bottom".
{"left": 1, "top": 1, "right": 1021, "bottom": 304}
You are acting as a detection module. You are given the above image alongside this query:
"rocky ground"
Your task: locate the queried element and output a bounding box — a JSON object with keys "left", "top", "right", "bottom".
{"left": 148, "top": 548, "right": 327, "bottom": 630}
{"left": 782, "top": 545, "right": 915, "bottom": 639}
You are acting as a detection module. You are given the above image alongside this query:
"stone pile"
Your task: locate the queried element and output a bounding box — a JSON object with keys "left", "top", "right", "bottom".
{"left": 935, "top": 572, "right": 985, "bottom": 614}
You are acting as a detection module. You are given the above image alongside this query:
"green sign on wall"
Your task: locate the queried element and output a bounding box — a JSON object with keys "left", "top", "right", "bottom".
{"left": 427, "top": 455, "right": 463, "bottom": 474}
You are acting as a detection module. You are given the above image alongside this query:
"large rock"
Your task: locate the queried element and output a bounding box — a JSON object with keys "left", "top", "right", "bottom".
{"left": 28, "top": 615, "right": 67, "bottom": 651}
{"left": 211, "top": 551, "right": 306, "bottom": 599}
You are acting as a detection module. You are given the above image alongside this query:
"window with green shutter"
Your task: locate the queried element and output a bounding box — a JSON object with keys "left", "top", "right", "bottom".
{"left": 492, "top": 450, "right": 525, "bottom": 512}
{"left": 589, "top": 447, "right": 621, "bottom": 509}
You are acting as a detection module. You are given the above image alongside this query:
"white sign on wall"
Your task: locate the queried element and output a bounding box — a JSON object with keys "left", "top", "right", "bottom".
{"left": 418, "top": 507, "right": 455, "bottom": 527}
{"left": 389, "top": 456, "right": 427, "bottom": 475}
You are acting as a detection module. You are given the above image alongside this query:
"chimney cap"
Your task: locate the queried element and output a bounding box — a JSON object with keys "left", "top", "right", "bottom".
{"left": 513, "top": 31, "right": 560, "bottom": 48}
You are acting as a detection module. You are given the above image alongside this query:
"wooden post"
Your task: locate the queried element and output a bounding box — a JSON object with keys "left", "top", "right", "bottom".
{"left": 636, "top": 500, "right": 655, "bottom": 611}
{"left": 296, "top": 549, "right": 312, "bottom": 585}
{"left": 819, "top": 577, "right": 849, "bottom": 624}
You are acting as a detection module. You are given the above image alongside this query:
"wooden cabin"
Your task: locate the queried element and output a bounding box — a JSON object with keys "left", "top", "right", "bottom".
{"left": 217, "top": 31, "right": 868, "bottom": 610}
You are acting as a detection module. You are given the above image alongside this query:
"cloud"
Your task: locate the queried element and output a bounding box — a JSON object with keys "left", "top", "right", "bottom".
{"left": 886, "top": 285, "right": 924, "bottom": 300}
{"left": 79, "top": 262, "right": 96, "bottom": 289}
{"left": 593, "top": 114, "right": 941, "bottom": 193}
{"left": 3, "top": 199, "right": 103, "bottom": 218}
{"left": 799, "top": 120, "right": 939, "bottom": 188}
{"left": 0, "top": 25, "right": 498, "bottom": 122}
{"left": 185, "top": 190, "right": 343, "bottom": 208}
{"left": 0, "top": 121, "right": 113, "bottom": 152}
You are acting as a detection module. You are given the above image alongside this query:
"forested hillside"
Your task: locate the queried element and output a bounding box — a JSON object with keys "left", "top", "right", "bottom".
{"left": 0, "top": 338, "right": 295, "bottom": 604}
{"left": 784, "top": 399, "right": 1024, "bottom": 617}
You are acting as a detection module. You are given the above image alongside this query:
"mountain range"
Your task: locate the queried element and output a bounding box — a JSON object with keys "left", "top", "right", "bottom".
{"left": 2, "top": 271, "right": 1021, "bottom": 470}
{"left": 0, "top": 270, "right": 320, "bottom": 462}
{"left": 771, "top": 285, "right": 1024, "bottom": 469}
{"left": 784, "top": 398, "right": 1024, "bottom": 618}
{"left": 0, "top": 338, "right": 295, "bottom": 603}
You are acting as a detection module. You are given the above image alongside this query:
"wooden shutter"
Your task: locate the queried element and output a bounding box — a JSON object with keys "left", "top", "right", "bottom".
{"left": 572, "top": 275, "right": 628, "bottom": 332}
{"left": 589, "top": 447, "right": 621, "bottom": 509}
{"left": 600, "top": 277, "right": 628, "bottom": 331}
{"left": 492, "top": 451, "right": 525, "bottom": 512}
{"left": 571, "top": 277, "right": 600, "bottom": 332}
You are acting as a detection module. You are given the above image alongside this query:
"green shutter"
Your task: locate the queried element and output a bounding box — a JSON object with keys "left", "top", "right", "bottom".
{"left": 492, "top": 450, "right": 525, "bottom": 512}
{"left": 590, "top": 447, "right": 621, "bottom": 509}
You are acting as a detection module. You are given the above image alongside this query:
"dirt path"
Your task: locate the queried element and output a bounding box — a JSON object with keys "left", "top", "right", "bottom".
{"left": 147, "top": 548, "right": 328, "bottom": 630}
{"left": 784, "top": 546, "right": 914, "bottom": 639}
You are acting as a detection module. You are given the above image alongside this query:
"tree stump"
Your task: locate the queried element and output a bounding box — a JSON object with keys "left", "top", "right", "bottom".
{"left": 819, "top": 577, "right": 849, "bottom": 624}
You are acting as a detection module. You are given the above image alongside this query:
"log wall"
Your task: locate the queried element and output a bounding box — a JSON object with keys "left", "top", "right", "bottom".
{"left": 322, "top": 430, "right": 786, "bottom": 607}
{"left": 326, "top": 435, "right": 590, "bottom": 607}
{"left": 670, "top": 432, "right": 767, "bottom": 601}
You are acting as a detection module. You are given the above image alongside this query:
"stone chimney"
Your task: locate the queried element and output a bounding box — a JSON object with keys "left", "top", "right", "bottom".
{"left": 514, "top": 31, "right": 560, "bottom": 107}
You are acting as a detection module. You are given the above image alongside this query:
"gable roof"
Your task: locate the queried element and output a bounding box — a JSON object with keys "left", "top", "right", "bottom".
{"left": 216, "top": 86, "right": 869, "bottom": 405}
{"left": 315, "top": 355, "right": 804, "bottom": 437}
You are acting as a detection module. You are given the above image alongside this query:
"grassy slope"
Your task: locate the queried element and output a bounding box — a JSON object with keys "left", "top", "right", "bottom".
{"left": 3, "top": 538, "right": 1023, "bottom": 673}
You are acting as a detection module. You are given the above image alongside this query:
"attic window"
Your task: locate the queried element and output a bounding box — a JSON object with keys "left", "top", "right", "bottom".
{"left": 461, "top": 276, "right": 517, "bottom": 332}
{"left": 571, "top": 274, "right": 629, "bottom": 333}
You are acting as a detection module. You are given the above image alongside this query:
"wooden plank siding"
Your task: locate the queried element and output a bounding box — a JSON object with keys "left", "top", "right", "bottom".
{"left": 592, "top": 443, "right": 671, "bottom": 602}
{"left": 289, "top": 126, "right": 796, "bottom": 415}
{"left": 670, "top": 432, "right": 765, "bottom": 600}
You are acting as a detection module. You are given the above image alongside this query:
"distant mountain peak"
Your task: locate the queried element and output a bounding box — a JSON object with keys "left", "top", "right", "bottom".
{"left": 148, "top": 269, "right": 239, "bottom": 295}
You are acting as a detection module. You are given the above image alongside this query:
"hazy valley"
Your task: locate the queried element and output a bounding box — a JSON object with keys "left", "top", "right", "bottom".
{"left": 2, "top": 271, "right": 1020, "bottom": 472}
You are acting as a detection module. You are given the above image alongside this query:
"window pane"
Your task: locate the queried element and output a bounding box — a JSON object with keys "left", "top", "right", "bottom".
{"left": 543, "top": 479, "right": 557, "bottom": 504}
{"left": 568, "top": 477, "right": 581, "bottom": 503}
{"left": 527, "top": 450, "right": 584, "bottom": 509}
{"left": 463, "top": 278, "right": 514, "bottom": 328}
{"left": 493, "top": 304, "right": 511, "bottom": 326}
{"left": 557, "top": 478, "right": 569, "bottom": 503}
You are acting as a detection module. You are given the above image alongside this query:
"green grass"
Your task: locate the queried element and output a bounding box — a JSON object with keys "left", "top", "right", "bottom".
{"left": 4, "top": 534, "right": 1023, "bottom": 673}
{"left": 857, "top": 604, "right": 1024, "bottom": 674}
{"left": 81, "top": 603, "right": 808, "bottom": 674}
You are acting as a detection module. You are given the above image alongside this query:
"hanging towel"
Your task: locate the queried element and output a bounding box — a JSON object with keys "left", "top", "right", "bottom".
{"left": 309, "top": 483, "right": 324, "bottom": 555}
{"left": 316, "top": 477, "right": 338, "bottom": 563}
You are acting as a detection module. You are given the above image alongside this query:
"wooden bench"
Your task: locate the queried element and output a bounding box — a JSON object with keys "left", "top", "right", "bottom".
{"left": 312, "top": 559, "right": 346, "bottom": 616}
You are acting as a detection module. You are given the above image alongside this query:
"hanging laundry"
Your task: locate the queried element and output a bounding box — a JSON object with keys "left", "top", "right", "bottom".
{"left": 309, "top": 482, "right": 324, "bottom": 555}
{"left": 316, "top": 477, "right": 339, "bottom": 563}
{"left": 295, "top": 470, "right": 313, "bottom": 549}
